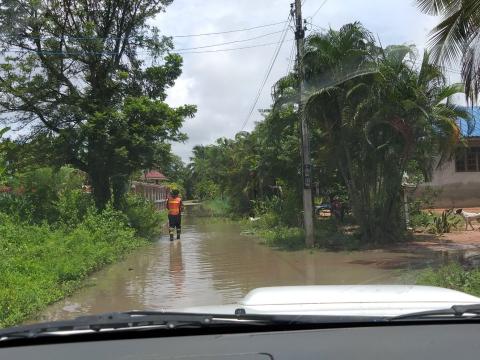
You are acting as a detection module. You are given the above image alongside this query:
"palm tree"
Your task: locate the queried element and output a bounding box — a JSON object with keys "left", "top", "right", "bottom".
{"left": 417, "top": 0, "right": 480, "bottom": 102}
{"left": 303, "top": 23, "right": 465, "bottom": 243}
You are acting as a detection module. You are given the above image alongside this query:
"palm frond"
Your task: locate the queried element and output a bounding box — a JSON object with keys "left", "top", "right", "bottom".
{"left": 416, "top": 0, "right": 461, "bottom": 16}
{"left": 428, "top": 8, "right": 468, "bottom": 65}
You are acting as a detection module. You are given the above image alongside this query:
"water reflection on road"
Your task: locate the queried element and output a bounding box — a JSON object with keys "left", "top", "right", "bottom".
{"left": 38, "top": 213, "right": 438, "bottom": 322}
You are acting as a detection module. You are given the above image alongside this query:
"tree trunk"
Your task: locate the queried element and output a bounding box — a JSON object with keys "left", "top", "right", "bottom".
{"left": 90, "top": 169, "right": 111, "bottom": 209}
{"left": 111, "top": 174, "right": 129, "bottom": 209}
{"left": 87, "top": 136, "right": 111, "bottom": 209}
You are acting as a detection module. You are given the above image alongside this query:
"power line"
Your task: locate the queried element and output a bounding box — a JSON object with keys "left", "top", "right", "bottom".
{"left": 311, "top": 0, "right": 329, "bottom": 20}
{"left": 173, "top": 20, "right": 288, "bottom": 38}
{"left": 2, "top": 39, "right": 296, "bottom": 57}
{"left": 240, "top": 15, "right": 292, "bottom": 131}
{"left": 4, "top": 21, "right": 288, "bottom": 42}
{"left": 305, "top": 21, "right": 327, "bottom": 32}
{"left": 2, "top": 29, "right": 288, "bottom": 56}
{"left": 174, "top": 29, "right": 285, "bottom": 51}
{"left": 285, "top": 39, "right": 296, "bottom": 75}
{"left": 177, "top": 39, "right": 295, "bottom": 54}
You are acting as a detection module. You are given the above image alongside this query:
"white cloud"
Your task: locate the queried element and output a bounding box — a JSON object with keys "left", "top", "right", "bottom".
{"left": 156, "top": 0, "right": 444, "bottom": 162}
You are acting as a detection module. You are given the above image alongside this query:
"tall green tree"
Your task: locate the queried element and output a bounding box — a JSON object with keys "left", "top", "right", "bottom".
{"left": 303, "top": 23, "right": 466, "bottom": 243}
{"left": 417, "top": 0, "right": 480, "bottom": 102}
{"left": 0, "top": 0, "right": 196, "bottom": 208}
{"left": 188, "top": 106, "right": 302, "bottom": 217}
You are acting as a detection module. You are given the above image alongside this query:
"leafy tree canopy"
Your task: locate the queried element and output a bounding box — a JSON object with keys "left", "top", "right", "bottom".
{"left": 0, "top": 0, "right": 196, "bottom": 208}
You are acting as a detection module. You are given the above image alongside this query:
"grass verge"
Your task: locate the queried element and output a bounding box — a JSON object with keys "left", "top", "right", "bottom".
{"left": 246, "top": 217, "right": 361, "bottom": 251}
{"left": 416, "top": 262, "right": 480, "bottom": 297}
{"left": 0, "top": 208, "right": 148, "bottom": 328}
{"left": 199, "top": 198, "right": 232, "bottom": 217}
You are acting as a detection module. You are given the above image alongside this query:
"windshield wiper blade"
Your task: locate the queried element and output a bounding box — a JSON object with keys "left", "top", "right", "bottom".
{"left": 0, "top": 311, "right": 388, "bottom": 341}
{"left": 391, "top": 303, "right": 480, "bottom": 320}
{"left": 0, "top": 311, "right": 284, "bottom": 340}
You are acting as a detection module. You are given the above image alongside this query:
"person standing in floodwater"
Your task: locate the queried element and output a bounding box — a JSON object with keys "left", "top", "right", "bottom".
{"left": 167, "top": 189, "right": 184, "bottom": 241}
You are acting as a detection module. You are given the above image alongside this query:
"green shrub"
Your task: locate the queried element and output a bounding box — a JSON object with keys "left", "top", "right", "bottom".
{"left": 313, "top": 218, "right": 361, "bottom": 250}
{"left": 249, "top": 192, "right": 359, "bottom": 250}
{"left": 193, "top": 179, "right": 220, "bottom": 200}
{"left": 0, "top": 166, "right": 88, "bottom": 224}
{"left": 0, "top": 209, "right": 146, "bottom": 328}
{"left": 201, "top": 198, "right": 232, "bottom": 217}
{"left": 56, "top": 189, "right": 94, "bottom": 228}
{"left": 122, "top": 194, "right": 166, "bottom": 239}
{"left": 0, "top": 192, "right": 34, "bottom": 222}
{"left": 252, "top": 189, "right": 302, "bottom": 228}
{"left": 408, "top": 186, "right": 444, "bottom": 231}
{"left": 258, "top": 226, "right": 305, "bottom": 250}
{"left": 427, "top": 210, "right": 461, "bottom": 234}
{"left": 417, "top": 263, "right": 480, "bottom": 297}
{"left": 410, "top": 210, "right": 435, "bottom": 229}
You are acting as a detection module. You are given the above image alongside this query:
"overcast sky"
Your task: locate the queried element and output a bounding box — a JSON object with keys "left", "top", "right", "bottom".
{"left": 154, "top": 0, "right": 444, "bottom": 162}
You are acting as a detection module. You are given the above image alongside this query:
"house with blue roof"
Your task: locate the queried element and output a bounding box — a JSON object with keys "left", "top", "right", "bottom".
{"left": 419, "top": 106, "right": 480, "bottom": 207}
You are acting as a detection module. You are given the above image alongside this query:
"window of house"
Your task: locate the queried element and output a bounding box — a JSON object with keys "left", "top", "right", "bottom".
{"left": 456, "top": 147, "right": 480, "bottom": 172}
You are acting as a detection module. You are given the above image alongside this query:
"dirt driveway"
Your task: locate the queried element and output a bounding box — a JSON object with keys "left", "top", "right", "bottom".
{"left": 409, "top": 207, "right": 480, "bottom": 251}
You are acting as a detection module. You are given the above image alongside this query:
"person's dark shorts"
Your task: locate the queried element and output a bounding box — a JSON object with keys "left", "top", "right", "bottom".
{"left": 168, "top": 214, "right": 181, "bottom": 229}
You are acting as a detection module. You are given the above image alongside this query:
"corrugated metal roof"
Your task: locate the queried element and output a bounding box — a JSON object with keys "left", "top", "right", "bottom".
{"left": 144, "top": 170, "right": 167, "bottom": 180}
{"left": 458, "top": 106, "right": 480, "bottom": 137}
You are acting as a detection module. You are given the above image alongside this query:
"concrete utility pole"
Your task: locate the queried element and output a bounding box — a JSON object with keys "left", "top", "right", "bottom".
{"left": 292, "top": 0, "right": 314, "bottom": 247}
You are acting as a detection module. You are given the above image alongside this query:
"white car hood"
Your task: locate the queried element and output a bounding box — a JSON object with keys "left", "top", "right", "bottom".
{"left": 176, "top": 285, "right": 480, "bottom": 317}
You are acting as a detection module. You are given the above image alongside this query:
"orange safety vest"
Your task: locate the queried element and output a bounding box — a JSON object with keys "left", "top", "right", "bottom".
{"left": 167, "top": 196, "right": 182, "bottom": 216}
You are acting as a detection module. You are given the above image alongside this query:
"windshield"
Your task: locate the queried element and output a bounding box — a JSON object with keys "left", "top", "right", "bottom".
{"left": 1, "top": 0, "right": 480, "bottom": 331}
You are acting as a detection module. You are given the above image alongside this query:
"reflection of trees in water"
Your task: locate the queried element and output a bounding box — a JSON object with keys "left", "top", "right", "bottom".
{"left": 197, "top": 222, "right": 429, "bottom": 294}
{"left": 197, "top": 223, "right": 320, "bottom": 297}
{"left": 169, "top": 241, "right": 185, "bottom": 295}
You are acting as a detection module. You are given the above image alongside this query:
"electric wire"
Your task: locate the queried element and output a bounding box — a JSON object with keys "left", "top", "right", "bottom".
{"left": 310, "top": 0, "right": 329, "bottom": 20}
{"left": 177, "top": 39, "right": 295, "bottom": 55}
{"left": 240, "top": 15, "right": 292, "bottom": 131}
{"left": 285, "top": 39, "right": 296, "bottom": 75}
{"left": 4, "top": 20, "right": 288, "bottom": 42}
{"left": 2, "top": 38, "right": 297, "bottom": 56}
{"left": 173, "top": 29, "right": 285, "bottom": 51}
{"left": 2, "top": 29, "right": 287, "bottom": 55}
{"left": 172, "top": 20, "right": 288, "bottom": 38}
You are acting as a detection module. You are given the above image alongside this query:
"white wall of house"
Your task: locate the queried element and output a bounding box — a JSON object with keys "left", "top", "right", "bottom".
{"left": 417, "top": 159, "right": 480, "bottom": 208}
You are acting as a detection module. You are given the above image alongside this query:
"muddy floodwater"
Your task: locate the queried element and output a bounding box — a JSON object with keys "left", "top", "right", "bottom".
{"left": 38, "top": 209, "right": 446, "bottom": 322}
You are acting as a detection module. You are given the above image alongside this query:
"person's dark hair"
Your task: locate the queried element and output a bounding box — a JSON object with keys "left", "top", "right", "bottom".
{"left": 171, "top": 189, "right": 179, "bottom": 196}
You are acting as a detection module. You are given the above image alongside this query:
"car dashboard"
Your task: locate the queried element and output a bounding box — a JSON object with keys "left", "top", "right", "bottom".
{"left": 2, "top": 322, "right": 480, "bottom": 360}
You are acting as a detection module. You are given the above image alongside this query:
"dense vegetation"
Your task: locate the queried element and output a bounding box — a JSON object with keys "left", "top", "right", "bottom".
{"left": 0, "top": 0, "right": 195, "bottom": 209}
{"left": 189, "top": 23, "right": 466, "bottom": 245}
{"left": 417, "top": 262, "right": 480, "bottom": 297}
{"left": 0, "top": 207, "right": 147, "bottom": 328}
{"left": 0, "top": 162, "right": 166, "bottom": 327}
{"left": 0, "top": 0, "right": 184, "bottom": 327}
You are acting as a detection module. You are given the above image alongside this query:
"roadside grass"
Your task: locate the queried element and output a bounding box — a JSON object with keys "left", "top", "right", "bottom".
{"left": 0, "top": 208, "right": 148, "bottom": 328}
{"left": 416, "top": 262, "right": 480, "bottom": 297}
{"left": 197, "top": 198, "right": 362, "bottom": 251}
{"left": 200, "top": 198, "right": 232, "bottom": 217}
{"left": 246, "top": 216, "right": 361, "bottom": 251}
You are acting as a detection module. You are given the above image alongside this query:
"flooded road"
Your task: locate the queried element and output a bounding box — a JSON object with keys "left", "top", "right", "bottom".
{"left": 38, "top": 212, "right": 440, "bottom": 322}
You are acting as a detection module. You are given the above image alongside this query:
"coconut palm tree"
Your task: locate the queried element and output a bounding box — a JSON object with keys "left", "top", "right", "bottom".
{"left": 303, "top": 23, "right": 466, "bottom": 243}
{"left": 417, "top": 0, "right": 480, "bottom": 102}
